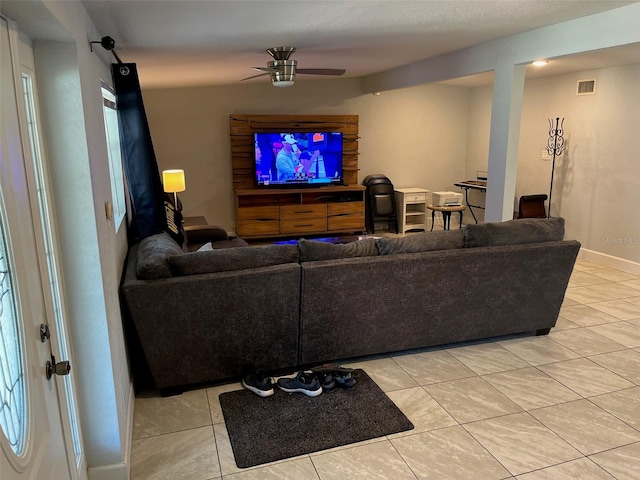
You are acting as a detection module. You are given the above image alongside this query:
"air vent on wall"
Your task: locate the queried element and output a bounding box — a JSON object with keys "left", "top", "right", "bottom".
{"left": 577, "top": 79, "right": 596, "bottom": 95}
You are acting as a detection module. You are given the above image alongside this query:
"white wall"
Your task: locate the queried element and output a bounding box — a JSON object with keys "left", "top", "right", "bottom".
{"left": 518, "top": 64, "right": 640, "bottom": 263}
{"left": 2, "top": 1, "right": 132, "bottom": 478}
{"left": 143, "top": 80, "right": 470, "bottom": 232}
{"left": 465, "top": 63, "right": 640, "bottom": 264}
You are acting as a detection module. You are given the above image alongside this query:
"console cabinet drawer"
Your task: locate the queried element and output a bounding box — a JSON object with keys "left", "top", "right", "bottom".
{"left": 328, "top": 213, "right": 365, "bottom": 231}
{"left": 237, "top": 219, "right": 279, "bottom": 236}
{"left": 280, "top": 204, "right": 327, "bottom": 219}
{"left": 327, "top": 201, "right": 363, "bottom": 216}
{"left": 237, "top": 205, "right": 279, "bottom": 220}
{"left": 280, "top": 217, "right": 327, "bottom": 234}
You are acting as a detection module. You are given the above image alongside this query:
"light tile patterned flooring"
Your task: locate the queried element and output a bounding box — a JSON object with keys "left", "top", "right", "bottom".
{"left": 131, "top": 259, "right": 640, "bottom": 479}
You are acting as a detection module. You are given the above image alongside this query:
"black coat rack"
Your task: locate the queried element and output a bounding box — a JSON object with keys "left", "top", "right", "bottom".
{"left": 545, "top": 117, "right": 565, "bottom": 218}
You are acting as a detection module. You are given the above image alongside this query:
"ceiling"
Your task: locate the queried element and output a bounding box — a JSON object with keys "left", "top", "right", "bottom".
{"left": 81, "top": 0, "right": 640, "bottom": 89}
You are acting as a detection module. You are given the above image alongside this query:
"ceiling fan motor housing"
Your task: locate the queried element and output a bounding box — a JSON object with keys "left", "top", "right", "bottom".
{"left": 268, "top": 60, "right": 296, "bottom": 86}
{"left": 267, "top": 46, "right": 296, "bottom": 60}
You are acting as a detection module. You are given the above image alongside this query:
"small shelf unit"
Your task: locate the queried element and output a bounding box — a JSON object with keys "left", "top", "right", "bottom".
{"left": 395, "top": 188, "right": 430, "bottom": 233}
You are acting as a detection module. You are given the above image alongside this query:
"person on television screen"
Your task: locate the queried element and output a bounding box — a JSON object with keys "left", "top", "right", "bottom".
{"left": 276, "top": 134, "right": 301, "bottom": 181}
{"left": 298, "top": 150, "right": 320, "bottom": 178}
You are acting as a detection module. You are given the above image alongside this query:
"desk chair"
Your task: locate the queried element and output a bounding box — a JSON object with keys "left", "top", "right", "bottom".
{"left": 518, "top": 194, "right": 548, "bottom": 219}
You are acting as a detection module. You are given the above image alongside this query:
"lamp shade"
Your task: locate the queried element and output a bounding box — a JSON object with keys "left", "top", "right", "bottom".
{"left": 162, "top": 169, "right": 186, "bottom": 193}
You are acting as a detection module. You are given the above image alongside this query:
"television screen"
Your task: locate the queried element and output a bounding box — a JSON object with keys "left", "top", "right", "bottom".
{"left": 254, "top": 132, "right": 343, "bottom": 187}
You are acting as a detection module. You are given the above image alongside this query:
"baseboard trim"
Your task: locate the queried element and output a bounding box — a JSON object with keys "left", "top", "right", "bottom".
{"left": 124, "top": 382, "right": 134, "bottom": 477}
{"left": 578, "top": 248, "right": 640, "bottom": 275}
{"left": 87, "top": 463, "right": 128, "bottom": 480}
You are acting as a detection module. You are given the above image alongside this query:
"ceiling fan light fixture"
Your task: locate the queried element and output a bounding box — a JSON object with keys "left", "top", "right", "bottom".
{"left": 272, "top": 79, "right": 295, "bottom": 87}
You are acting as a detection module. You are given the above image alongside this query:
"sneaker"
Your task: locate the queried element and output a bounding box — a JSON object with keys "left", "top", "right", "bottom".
{"left": 316, "top": 372, "right": 336, "bottom": 393}
{"left": 242, "top": 373, "right": 275, "bottom": 397}
{"left": 277, "top": 372, "right": 323, "bottom": 397}
{"left": 333, "top": 371, "right": 356, "bottom": 390}
{"left": 311, "top": 364, "right": 356, "bottom": 390}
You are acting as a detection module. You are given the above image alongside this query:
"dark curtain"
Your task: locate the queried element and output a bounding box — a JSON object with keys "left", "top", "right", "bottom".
{"left": 112, "top": 63, "right": 166, "bottom": 241}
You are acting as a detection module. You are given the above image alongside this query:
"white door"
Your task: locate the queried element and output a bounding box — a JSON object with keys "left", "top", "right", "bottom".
{"left": 1, "top": 16, "right": 74, "bottom": 480}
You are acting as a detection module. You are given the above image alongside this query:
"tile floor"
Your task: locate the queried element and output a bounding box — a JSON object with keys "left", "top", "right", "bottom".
{"left": 130, "top": 259, "right": 640, "bottom": 479}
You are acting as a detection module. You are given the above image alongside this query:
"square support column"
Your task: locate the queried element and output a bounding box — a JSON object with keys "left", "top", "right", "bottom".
{"left": 485, "top": 64, "right": 526, "bottom": 222}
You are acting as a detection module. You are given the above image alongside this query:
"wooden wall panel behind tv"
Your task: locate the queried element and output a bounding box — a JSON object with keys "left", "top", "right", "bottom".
{"left": 229, "top": 114, "right": 359, "bottom": 189}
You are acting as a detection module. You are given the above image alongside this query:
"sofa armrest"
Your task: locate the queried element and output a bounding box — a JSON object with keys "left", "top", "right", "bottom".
{"left": 184, "top": 224, "right": 229, "bottom": 244}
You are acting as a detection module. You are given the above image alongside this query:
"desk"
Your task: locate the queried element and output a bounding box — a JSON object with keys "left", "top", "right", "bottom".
{"left": 453, "top": 180, "right": 487, "bottom": 224}
{"left": 427, "top": 204, "right": 466, "bottom": 231}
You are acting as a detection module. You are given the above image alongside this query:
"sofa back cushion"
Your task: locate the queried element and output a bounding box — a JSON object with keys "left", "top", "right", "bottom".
{"left": 376, "top": 230, "right": 464, "bottom": 255}
{"left": 298, "top": 238, "right": 379, "bottom": 262}
{"left": 167, "top": 244, "right": 299, "bottom": 276}
{"left": 464, "top": 217, "right": 565, "bottom": 248}
{"left": 136, "top": 232, "right": 184, "bottom": 279}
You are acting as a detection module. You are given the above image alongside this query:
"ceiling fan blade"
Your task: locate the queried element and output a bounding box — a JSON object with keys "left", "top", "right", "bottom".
{"left": 252, "top": 66, "right": 278, "bottom": 73}
{"left": 296, "top": 68, "right": 346, "bottom": 76}
{"left": 240, "top": 72, "right": 270, "bottom": 81}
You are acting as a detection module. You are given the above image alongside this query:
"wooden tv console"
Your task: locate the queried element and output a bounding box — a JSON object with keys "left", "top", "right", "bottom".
{"left": 230, "top": 114, "right": 363, "bottom": 239}
{"left": 235, "top": 186, "right": 365, "bottom": 239}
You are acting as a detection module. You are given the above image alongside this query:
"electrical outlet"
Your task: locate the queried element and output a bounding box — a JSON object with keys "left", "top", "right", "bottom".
{"left": 541, "top": 150, "right": 552, "bottom": 161}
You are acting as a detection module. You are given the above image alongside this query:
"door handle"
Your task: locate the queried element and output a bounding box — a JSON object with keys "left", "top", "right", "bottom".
{"left": 46, "top": 355, "right": 71, "bottom": 380}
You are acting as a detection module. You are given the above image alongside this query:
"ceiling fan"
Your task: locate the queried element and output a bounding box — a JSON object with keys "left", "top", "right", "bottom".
{"left": 242, "top": 47, "right": 346, "bottom": 87}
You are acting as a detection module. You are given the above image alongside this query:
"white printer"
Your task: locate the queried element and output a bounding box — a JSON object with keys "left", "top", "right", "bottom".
{"left": 431, "top": 191, "right": 463, "bottom": 206}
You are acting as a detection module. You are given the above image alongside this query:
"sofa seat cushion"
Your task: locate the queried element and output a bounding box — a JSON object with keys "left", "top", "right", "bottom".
{"left": 376, "top": 230, "right": 464, "bottom": 255}
{"left": 299, "top": 238, "right": 378, "bottom": 262}
{"left": 136, "top": 232, "right": 184, "bottom": 279}
{"left": 464, "top": 217, "right": 565, "bottom": 248}
{"left": 168, "top": 244, "right": 299, "bottom": 276}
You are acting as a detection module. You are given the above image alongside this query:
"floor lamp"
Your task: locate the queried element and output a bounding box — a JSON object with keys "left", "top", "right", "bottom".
{"left": 162, "top": 169, "right": 186, "bottom": 231}
{"left": 545, "top": 118, "right": 565, "bottom": 218}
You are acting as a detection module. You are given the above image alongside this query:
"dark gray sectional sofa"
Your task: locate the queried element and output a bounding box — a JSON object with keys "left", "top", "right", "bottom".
{"left": 120, "top": 218, "right": 580, "bottom": 392}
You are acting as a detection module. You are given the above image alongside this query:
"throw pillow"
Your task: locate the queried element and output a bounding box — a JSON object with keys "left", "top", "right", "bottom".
{"left": 376, "top": 230, "right": 464, "bottom": 255}
{"left": 168, "top": 244, "right": 299, "bottom": 276}
{"left": 463, "top": 217, "right": 565, "bottom": 248}
{"left": 298, "top": 238, "right": 379, "bottom": 262}
{"left": 136, "top": 232, "right": 184, "bottom": 279}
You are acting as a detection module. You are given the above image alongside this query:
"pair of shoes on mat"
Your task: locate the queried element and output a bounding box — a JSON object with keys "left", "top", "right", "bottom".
{"left": 242, "top": 365, "right": 356, "bottom": 398}
{"left": 311, "top": 364, "right": 356, "bottom": 393}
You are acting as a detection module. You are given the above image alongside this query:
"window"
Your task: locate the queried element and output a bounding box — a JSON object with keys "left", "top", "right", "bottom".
{"left": 0, "top": 211, "right": 26, "bottom": 456}
{"left": 101, "top": 84, "right": 126, "bottom": 230}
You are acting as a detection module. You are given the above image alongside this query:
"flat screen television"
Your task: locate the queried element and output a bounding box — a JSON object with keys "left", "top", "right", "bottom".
{"left": 254, "top": 132, "right": 344, "bottom": 187}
